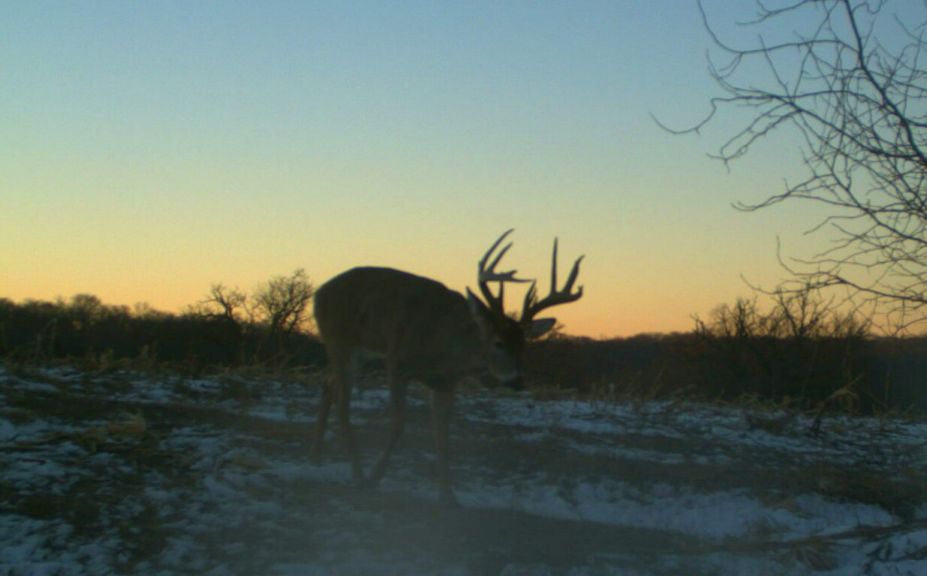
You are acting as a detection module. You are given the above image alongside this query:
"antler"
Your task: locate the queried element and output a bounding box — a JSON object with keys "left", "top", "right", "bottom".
{"left": 477, "top": 229, "right": 531, "bottom": 316}
{"left": 520, "top": 237, "right": 584, "bottom": 323}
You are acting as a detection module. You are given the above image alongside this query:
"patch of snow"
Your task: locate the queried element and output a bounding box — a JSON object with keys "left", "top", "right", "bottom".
{"left": 2, "top": 366, "right": 925, "bottom": 575}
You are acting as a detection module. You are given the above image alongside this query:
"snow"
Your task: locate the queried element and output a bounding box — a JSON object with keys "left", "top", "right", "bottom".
{"left": 1, "top": 363, "right": 925, "bottom": 575}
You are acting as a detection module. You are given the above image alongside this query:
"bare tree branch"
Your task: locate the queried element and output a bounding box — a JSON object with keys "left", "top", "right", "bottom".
{"left": 665, "top": 0, "right": 927, "bottom": 331}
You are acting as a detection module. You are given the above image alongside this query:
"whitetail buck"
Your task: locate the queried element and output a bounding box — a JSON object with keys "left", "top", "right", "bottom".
{"left": 311, "top": 229, "right": 583, "bottom": 504}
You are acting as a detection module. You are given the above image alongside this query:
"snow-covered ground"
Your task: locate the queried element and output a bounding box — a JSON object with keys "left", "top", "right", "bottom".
{"left": 1, "top": 363, "right": 925, "bottom": 575}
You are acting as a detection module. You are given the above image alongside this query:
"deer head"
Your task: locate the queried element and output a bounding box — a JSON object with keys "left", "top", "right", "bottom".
{"left": 466, "top": 229, "right": 584, "bottom": 389}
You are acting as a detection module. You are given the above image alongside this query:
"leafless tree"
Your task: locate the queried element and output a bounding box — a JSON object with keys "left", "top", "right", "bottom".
{"left": 252, "top": 268, "right": 314, "bottom": 338}
{"left": 201, "top": 284, "right": 248, "bottom": 324}
{"left": 697, "top": 284, "right": 869, "bottom": 340}
{"left": 669, "top": 0, "right": 927, "bottom": 331}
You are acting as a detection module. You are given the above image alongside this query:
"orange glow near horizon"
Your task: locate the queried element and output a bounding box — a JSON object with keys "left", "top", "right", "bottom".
{"left": 0, "top": 234, "right": 784, "bottom": 339}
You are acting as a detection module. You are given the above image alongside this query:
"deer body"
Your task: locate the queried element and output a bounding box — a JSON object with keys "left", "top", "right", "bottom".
{"left": 312, "top": 231, "right": 583, "bottom": 504}
{"left": 314, "top": 267, "right": 484, "bottom": 381}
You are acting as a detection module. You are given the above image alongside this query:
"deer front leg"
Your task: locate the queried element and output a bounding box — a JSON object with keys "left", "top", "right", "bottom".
{"left": 331, "top": 360, "right": 364, "bottom": 485}
{"left": 368, "top": 363, "right": 407, "bottom": 487}
{"left": 431, "top": 384, "right": 458, "bottom": 506}
{"left": 310, "top": 379, "right": 333, "bottom": 464}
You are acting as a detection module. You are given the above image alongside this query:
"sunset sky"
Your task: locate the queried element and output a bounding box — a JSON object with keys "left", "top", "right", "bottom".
{"left": 2, "top": 1, "right": 866, "bottom": 337}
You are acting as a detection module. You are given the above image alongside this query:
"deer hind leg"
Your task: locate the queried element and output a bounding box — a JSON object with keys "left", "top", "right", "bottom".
{"left": 368, "top": 359, "right": 407, "bottom": 487}
{"left": 432, "top": 383, "right": 458, "bottom": 506}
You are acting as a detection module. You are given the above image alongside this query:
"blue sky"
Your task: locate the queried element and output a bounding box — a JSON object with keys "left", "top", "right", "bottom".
{"left": 1, "top": 1, "right": 868, "bottom": 336}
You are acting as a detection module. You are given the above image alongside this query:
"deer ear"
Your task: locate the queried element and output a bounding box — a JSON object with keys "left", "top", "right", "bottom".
{"left": 466, "top": 289, "right": 492, "bottom": 332}
{"left": 529, "top": 317, "right": 557, "bottom": 338}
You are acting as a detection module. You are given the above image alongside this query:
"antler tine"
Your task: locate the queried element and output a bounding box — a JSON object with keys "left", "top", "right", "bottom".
{"left": 485, "top": 242, "right": 515, "bottom": 280}
{"left": 477, "top": 229, "right": 531, "bottom": 316}
{"left": 478, "top": 228, "right": 514, "bottom": 272}
{"left": 563, "top": 254, "right": 584, "bottom": 293}
{"left": 521, "top": 237, "right": 585, "bottom": 323}
{"left": 521, "top": 280, "right": 538, "bottom": 319}
{"left": 479, "top": 231, "right": 529, "bottom": 283}
{"left": 550, "top": 238, "right": 558, "bottom": 296}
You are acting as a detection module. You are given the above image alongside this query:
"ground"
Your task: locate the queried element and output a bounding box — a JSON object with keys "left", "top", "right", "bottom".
{"left": 1, "top": 364, "right": 926, "bottom": 575}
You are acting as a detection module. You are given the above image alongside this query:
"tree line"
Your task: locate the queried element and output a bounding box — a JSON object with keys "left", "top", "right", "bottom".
{"left": 0, "top": 269, "right": 324, "bottom": 370}
{"left": 3, "top": 271, "right": 925, "bottom": 413}
{"left": 528, "top": 285, "right": 922, "bottom": 415}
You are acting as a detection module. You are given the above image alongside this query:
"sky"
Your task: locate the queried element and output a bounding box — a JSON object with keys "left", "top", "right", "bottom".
{"left": 0, "top": 1, "right": 877, "bottom": 337}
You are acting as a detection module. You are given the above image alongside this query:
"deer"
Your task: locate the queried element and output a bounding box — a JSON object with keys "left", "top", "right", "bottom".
{"left": 311, "top": 229, "right": 584, "bottom": 505}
